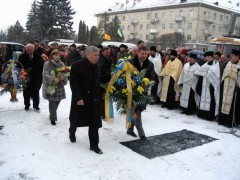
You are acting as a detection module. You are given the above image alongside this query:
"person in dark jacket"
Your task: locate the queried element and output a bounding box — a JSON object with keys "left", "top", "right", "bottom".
{"left": 18, "top": 43, "right": 44, "bottom": 110}
{"left": 126, "top": 46, "right": 156, "bottom": 141}
{"left": 65, "top": 44, "right": 81, "bottom": 66}
{"left": 69, "top": 46, "right": 103, "bottom": 154}
{"left": 98, "top": 46, "right": 114, "bottom": 120}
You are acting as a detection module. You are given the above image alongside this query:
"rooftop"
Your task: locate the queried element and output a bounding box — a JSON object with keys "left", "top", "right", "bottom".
{"left": 96, "top": 0, "right": 240, "bottom": 14}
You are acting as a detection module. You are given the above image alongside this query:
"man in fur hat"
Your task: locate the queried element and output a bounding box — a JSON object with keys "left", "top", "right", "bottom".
{"left": 218, "top": 49, "right": 240, "bottom": 127}
{"left": 160, "top": 49, "right": 183, "bottom": 109}
{"left": 178, "top": 53, "right": 200, "bottom": 115}
{"left": 194, "top": 51, "right": 220, "bottom": 121}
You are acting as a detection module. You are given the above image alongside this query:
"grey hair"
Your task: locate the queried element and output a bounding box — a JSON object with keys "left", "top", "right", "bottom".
{"left": 25, "top": 43, "right": 34, "bottom": 49}
{"left": 85, "top": 46, "right": 99, "bottom": 55}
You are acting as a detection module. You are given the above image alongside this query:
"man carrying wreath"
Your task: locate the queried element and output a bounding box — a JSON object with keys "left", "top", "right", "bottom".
{"left": 127, "top": 46, "right": 156, "bottom": 141}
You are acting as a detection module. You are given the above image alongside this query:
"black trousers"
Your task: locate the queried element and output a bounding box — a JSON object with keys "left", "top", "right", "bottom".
{"left": 69, "top": 124, "right": 99, "bottom": 148}
{"left": 23, "top": 85, "right": 41, "bottom": 108}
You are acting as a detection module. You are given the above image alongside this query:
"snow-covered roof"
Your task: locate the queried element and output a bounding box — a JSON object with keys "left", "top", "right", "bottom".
{"left": 98, "top": 0, "right": 240, "bottom": 14}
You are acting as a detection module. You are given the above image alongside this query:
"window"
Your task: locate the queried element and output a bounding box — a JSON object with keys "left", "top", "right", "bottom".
{"left": 188, "top": 10, "right": 193, "bottom": 17}
{"left": 219, "top": 26, "right": 222, "bottom": 32}
{"left": 179, "top": 10, "right": 183, "bottom": 16}
{"left": 140, "top": 24, "right": 143, "bottom": 30}
{"left": 207, "top": 12, "right": 210, "bottom": 18}
{"left": 128, "top": 25, "right": 131, "bottom": 30}
{"left": 188, "top": 23, "right": 192, "bottom": 29}
{"left": 162, "top": 23, "right": 166, "bottom": 29}
{"left": 146, "top": 34, "right": 149, "bottom": 40}
{"left": 170, "top": 11, "right": 175, "bottom": 18}
{"left": 187, "top": 35, "right": 191, "bottom": 41}
{"left": 220, "top": 15, "right": 223, "bottom": 21}
{"left": 225, "top": 16, "right": 229, "bottom": 23}
{"left": 123, "top": 16, "right": 125, "bottom": 21}
{"left": 170, "top": 23, "right": 174, "bottom": 29}
{"left": 213, "top": 13, "right": 216, "bottom": 20}
{"left": 153, "top": 24, "right": 158, "bottom": 29}
{"left": 162, "top": 12, "right": 166, "bottom": 18}
{"left": 178, "top": 24, "right": 182, "bottom": 29}
{"left": 154, "top": 13, "right": 158, "bottom": 18}
{"left": 212, "top": 25, "right": 215, "bottom": 31}
{"left": 146, "top": 24, "right": 150, "bottom": 30}
{"left": 147, "top": 13, "right": 151, "bottom": 19}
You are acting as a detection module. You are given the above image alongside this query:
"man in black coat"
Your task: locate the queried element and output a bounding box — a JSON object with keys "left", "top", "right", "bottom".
{"left": 18, "top": 43, "right": 44, "bottom": 110}
{"left": 98, "top": 46, "right": 114, "bottom": 120}
{"left": 127, "top": 46, "right": 156, "bottom": 141}
{"left": 69, "top": 46, "right": 103, "bottom": 154}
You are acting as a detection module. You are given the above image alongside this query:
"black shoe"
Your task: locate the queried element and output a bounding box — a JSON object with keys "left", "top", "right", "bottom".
{"left": 25, "top": 106, "right": 29, "bottom": 111}
{"left": 51, "top": 121, "right": 56, "bottom": 125}
{"left": 34, "top": 107, "right": 40, "bottom": 110}
{"left": 140, "top": 136, "right": 147, "bottom": 141}
{"left": 127, "top": 131, "right": 137, "bottom": 137}
{"left": 90, "top": 147, "right": 103, "bottom": 154}
{"left": 69, "top": 133, "right": 76, "bottom": 143}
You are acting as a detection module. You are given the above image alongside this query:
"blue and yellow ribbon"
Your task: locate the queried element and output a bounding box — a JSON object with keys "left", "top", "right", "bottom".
{"left": 105, "top": 59, "right": 135, "bottom": 128}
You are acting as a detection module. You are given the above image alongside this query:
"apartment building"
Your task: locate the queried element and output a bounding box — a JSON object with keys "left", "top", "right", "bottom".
{"left": 95, "top": 0, "right": 240, "bottom": 50}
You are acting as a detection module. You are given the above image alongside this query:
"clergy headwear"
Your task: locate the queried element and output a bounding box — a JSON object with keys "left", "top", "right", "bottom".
{"left": 150, "top": 46, "right": 157, "bottom": 52}
{"left": 203, "top": 51, "right": 214, "bottom": 57}
{"left": 170, "top": 50, "right": 178, "bottom": 57}
{"left": 189, "top": 53, "right": 197, "bottom": 59}
{"left": 231, "top": 49, "right": 240, "bottom": 56}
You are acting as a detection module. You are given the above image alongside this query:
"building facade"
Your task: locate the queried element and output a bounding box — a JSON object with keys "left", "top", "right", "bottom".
{"left": 96, "top": 0, "right": 240, "bottom": 50}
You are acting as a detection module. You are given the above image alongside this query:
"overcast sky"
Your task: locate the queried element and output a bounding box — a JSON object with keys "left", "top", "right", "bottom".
{"left": 0, "top": 0, "right": 118, "bottom": 32}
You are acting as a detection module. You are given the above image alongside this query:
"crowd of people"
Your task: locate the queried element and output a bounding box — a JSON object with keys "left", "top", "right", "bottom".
{"left": 1, "top": 39, "right": 240, "bottom": 154}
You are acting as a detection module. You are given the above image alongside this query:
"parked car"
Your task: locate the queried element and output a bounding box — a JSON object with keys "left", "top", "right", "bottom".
{"left": 0, "top": 41, "right": 25, "bottom": 63}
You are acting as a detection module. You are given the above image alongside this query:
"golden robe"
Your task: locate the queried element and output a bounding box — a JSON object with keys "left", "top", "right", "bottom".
{"left": 160, "top": 58, "right": 183, "bottom": 102}
{"left": 221, "top": 60, "right": 240, "bottom": 114}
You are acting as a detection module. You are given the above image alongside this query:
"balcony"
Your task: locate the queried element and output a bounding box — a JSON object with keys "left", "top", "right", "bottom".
{"left": 178, "top": 29, "right": 183, "bottom": 33}
{"left": 204, "top": 29, "right": 212, "bottom": 36}
{"left": 175, "top": 16, "right": 184, "bottom": 22}
{"left": 130, "top": 19, "right": 138, "bottom": 24}
{"left": 130, "top": 29, "right": 138, "bottom": 34}
{"left": 149, "top": 29, "right": 158, "bottom": 33}
{"left": 205, "top": 17, "right": 213, "bottom": 23}
{"left": 150, "top": 18, "right": 159, "bottom": 23}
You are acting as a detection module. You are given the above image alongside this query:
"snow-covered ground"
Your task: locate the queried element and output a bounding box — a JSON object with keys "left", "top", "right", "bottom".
{"left": 0, "top": 84, "right": 240, "bottom": 180}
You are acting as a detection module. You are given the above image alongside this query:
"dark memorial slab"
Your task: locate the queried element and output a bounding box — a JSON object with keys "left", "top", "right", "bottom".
{"left": 120, "top": 129, "right": 218, "bottom": 159}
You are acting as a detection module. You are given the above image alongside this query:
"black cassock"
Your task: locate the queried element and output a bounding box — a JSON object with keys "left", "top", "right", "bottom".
{"left": 196, "top": 76, "right": 216, "bottom": 121}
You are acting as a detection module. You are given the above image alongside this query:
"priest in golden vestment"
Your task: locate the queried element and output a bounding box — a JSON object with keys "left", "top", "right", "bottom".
{"left": 160, "top": 50, "right": 183, "bottom": 109}
{"left": 218, "top": 49, "right": 240, "bottom": 128}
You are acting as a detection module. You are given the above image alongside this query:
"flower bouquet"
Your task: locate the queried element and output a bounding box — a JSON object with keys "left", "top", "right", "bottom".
{"left": 47, "top": 66, "right": 70, "bottom": 95}
{"left": 0, "top": 60, "right": 28, "bottom": 102}
{"left": 105, "top": 59, "right": 150, "bottom": 128}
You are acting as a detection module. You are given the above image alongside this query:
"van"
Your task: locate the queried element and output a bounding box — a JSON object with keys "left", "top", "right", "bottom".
{"left": 101, "top": 41, "right": 137, "bottom": 49}
{"left": 0, "top": 42, "right": 25, "bottom": 64}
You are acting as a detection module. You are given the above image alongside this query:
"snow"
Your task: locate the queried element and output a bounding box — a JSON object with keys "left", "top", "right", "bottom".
{"left": 104, "top": 0, "right": 240, "bottom": 13}
{"left": 0, "top": 84, "right": 240, "bottom": 180}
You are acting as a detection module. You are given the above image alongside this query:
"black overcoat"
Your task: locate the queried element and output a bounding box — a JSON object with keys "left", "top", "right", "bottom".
{"left": 69, "top": 58, "right": 102, "bottom": 128}
{"left": 18, "top": 52, "right": 44, "bottom": 89}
